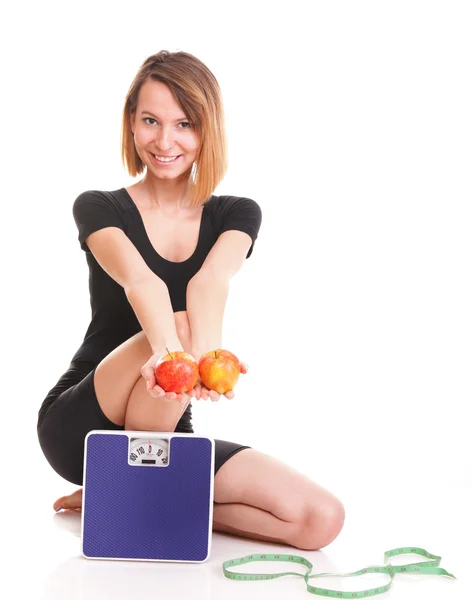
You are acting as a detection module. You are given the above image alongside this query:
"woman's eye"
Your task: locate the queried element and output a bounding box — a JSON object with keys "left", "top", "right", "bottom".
{"left": 142, "top": 118, "right": 191, "bottom": 129}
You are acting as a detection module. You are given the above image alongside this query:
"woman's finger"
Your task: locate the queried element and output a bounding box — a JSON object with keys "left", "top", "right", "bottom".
{"left": 225, "top": 390, "right": 235, "bottom": 400}
{"left": 193, "top": 382, "right": 202, "bottom": 400}
{"left": 147, "top": 384, "right": 164, "bottom": 398}
{"left": 147, "top": 380, "right": 156, "bottom": 392}
{"left": 209, "top": 390, "right": 220, "bottom": 402}
{"left": 151, "top": 388, "right": 174, "bottom": 401}
{"left": 144, "top": 370, "right": 156, "bottom": 388}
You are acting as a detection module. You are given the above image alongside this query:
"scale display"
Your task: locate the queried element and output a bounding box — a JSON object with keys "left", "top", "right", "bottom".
{"left": 128, "top": 437, "right": 169, "bottom": 466}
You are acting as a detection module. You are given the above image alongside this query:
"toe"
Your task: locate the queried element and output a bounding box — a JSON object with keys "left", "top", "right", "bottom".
{"left": 53, "top": 488, "right": 83, "bottom": 512}
{"left": 53, "top": 497, "right": 65, "bottom": 512}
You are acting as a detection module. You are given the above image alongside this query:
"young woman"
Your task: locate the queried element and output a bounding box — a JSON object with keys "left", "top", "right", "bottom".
{"left": 37, "top": 50, "right": 345, "bottom": 550}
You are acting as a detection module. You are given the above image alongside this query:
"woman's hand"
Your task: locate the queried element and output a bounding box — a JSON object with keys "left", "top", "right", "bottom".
{"left": 141, "top": 350, "right": 195, "bottom": 404}
{"left": 193, "top": 361, "right": 249, "bottom": 402}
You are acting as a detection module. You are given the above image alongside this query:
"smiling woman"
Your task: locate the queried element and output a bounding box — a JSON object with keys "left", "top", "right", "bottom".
{"left": 129, "top": 80, "right": 200, "bottom": 179}
{"left": 37, "top": 49, "right": 345, "bottom": 551}
{"left": 120, "top": 50, "right": 228, "bottom": 209}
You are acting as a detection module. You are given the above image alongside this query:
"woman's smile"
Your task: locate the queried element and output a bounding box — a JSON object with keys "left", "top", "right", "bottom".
{"left": 151, "top": 153, "right": 182, "bottom": 166}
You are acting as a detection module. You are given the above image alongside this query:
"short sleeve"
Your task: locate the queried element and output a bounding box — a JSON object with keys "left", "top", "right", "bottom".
{"left": 218, "top": 196, "right": 262, "bottom": 258}
{"left": 73, "top": 190, "right": 126, "bottom": 252}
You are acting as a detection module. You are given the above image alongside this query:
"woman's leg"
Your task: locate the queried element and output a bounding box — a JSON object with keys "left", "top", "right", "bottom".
{"left": 53, "top": 329, "right": 190, "bottom": 511}
{"left": 55, "top": 447, "right": 345, "bottom": 551}
{"left": 212, "top": 448, "right": 345, "bottom": 550}
{"left": 53, "top": 331, "right": 344, "bottom": 550}
{"left": 123, "top": 371, "right": 190, "bottom": 431}
{"left": 92, "top": 330, "right": 189, "bottom": 428}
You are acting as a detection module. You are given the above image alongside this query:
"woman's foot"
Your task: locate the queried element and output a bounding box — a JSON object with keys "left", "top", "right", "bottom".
{"left": 53, "top": 488, "right": 83, "bottom": 512}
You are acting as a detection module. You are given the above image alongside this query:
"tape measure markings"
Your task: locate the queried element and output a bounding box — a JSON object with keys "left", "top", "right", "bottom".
{"left": 223, "top": 546, "right": 456, "bottom": 597}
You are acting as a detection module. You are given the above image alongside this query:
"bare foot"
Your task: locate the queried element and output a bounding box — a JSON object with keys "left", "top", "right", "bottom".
{"left": 53, "top": 488, "right": 83, "bottom": 512}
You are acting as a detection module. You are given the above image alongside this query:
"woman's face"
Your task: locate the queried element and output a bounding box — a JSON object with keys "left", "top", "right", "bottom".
{"left": 131, "top": 79, "right": 200, "bottom": 180}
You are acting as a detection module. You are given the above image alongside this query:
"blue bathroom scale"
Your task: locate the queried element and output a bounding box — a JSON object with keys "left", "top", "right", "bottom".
{"left": 81, "top": 431, "right": 215, "bottom": 562}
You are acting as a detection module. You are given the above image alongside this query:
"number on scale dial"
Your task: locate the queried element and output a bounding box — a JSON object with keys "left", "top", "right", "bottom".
{"left": 129, "top": 437, "right": 169, "bottom": 466}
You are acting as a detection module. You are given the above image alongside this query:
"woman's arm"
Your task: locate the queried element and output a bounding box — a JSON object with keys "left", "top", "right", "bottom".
{"left": 185, "top": 230, "right": 252, "bottom": 359}
{"left": 174, "top": 311, "right": 194, "bottom": 354}
{"left": 183, "top": 275, "right": 249, "bottom": 401}
{"left": 126, "top": 277, "right": 183, "bottom": 354}
{"left": 185, "top": 269, "right": 229, "bottom": 361}
{"left": 84, "top": 226, "right": 183, "bottom": 355}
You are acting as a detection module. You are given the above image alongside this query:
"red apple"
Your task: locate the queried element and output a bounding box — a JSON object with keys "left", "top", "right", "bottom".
{"left": 155, "top": 351, "right": 199, "bottom": 394}
{"left": 198, "top": 349, "right": 241, "bottom": 394}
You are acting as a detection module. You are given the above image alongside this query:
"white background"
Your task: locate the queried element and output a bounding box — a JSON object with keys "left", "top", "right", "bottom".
{"left": 1, "top": 1, "right": 469, "bottom": 598}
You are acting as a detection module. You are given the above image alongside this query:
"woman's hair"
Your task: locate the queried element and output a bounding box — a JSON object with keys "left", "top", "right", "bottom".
{"left": 121, "top": 50, "right": 227, "bottom": 207}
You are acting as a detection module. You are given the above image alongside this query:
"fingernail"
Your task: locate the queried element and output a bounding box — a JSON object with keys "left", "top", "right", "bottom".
{"left": 55, "top": 506, "right": 62, "bottom": 512}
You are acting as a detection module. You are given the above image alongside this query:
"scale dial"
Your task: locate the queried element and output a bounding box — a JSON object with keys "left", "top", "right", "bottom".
{"left": 128, "top": 437, "right": 169, "bottom": 466}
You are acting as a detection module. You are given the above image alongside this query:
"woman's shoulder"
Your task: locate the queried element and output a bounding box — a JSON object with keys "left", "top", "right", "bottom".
{"left": 205, "top": 193, "right": 261, "bottom": 214}
{"left": 73, "top": 187, "right": 131, "bottom": 213}
{"left": 205, "top": 193, "right": 262, "bottom": 234}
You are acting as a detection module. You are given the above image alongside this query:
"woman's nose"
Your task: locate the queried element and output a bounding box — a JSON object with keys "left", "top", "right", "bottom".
{"left": 155, "top": 125, "right": 175, "bottom": 149}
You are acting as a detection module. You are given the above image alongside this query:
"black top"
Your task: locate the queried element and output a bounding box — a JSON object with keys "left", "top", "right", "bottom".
{"left": 70, "top": 187, "right": 262, "bottom": 367}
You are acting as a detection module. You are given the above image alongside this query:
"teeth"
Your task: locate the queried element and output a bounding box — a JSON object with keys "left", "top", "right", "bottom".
{"left": 154, "top": 155, "right": 179, "bottom": 162}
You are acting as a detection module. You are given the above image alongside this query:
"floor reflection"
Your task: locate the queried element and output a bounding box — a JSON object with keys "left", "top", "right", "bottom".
{"left": 44, "top": 509, "right": 341, "bottom": 600}
{"left": 43, "top": 552, "right": 211, "bottom": 600}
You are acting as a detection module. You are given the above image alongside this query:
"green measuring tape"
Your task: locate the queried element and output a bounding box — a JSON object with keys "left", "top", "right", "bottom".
{"left": 223, "top": 546, "right": 456, "bottom": 597}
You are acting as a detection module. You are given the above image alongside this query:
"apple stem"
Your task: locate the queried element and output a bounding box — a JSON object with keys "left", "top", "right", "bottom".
{"left": 166, "top": 347, "right": 173, "bottom": 359}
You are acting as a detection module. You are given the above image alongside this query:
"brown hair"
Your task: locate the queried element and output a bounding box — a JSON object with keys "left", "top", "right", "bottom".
{"left": 121, "top": 50, "right": 227, "bottom": 207}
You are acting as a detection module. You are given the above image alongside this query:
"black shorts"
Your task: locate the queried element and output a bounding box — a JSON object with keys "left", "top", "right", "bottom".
{"left": 37, "top": 363, "right": 251, "bottom": 486}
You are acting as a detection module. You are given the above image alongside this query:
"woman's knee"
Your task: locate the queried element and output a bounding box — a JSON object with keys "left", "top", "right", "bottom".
{"left": 293, "top": 498, "right": 346, "bottom": 550}
{"left": 123, "top": 375, "right": 191, "bottom": 431}
{"left": 94, "top": 331, "right": 152, "bottom": 426}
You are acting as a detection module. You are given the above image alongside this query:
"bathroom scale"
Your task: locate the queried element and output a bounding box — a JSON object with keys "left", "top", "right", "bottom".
{"left": 81, "top": 430, "right": 215, "bottom": 562}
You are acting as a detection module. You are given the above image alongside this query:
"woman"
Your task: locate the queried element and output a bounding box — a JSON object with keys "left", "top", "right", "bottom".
{"left": 37, "top": 50, "right": 345, "bottom": 550}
